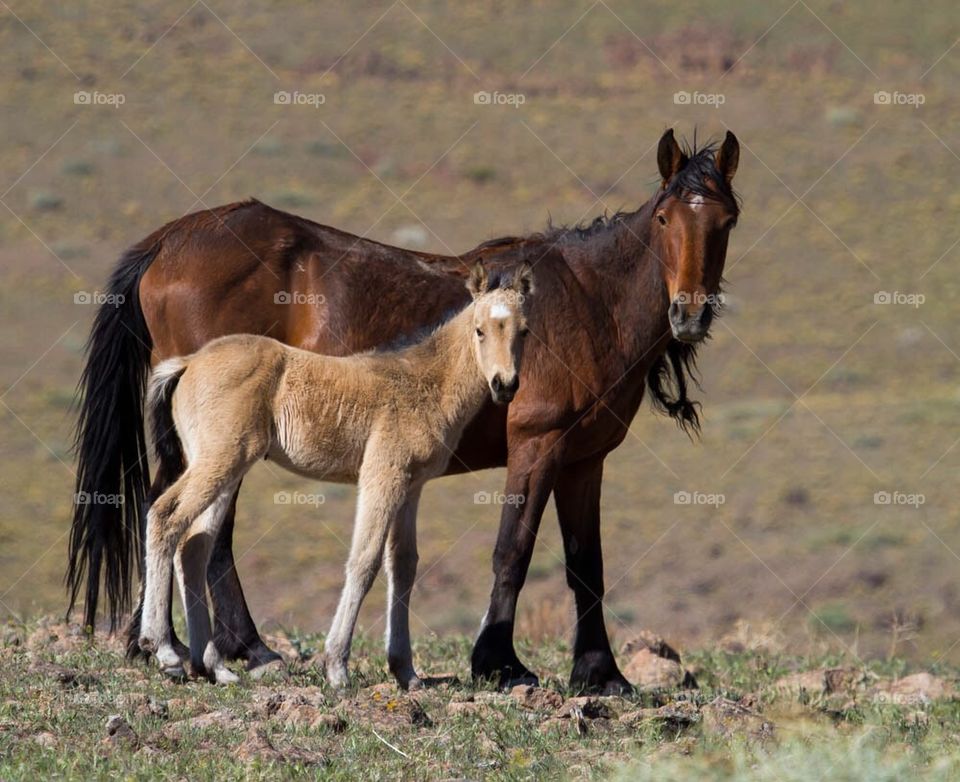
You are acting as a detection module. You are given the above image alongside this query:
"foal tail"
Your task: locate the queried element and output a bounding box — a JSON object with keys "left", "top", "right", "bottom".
{"left": 147, "top": 358, "right": 189, "bottom": 479}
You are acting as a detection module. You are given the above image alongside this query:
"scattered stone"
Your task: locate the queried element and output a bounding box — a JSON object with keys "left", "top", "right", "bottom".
{"left": 33, "top": 731, "right": 57, "bottom": 749}
{"left": 446, "top": 700, "right": 487, "bottom": 717}
{"left": 273, "top": 700, "right": 346, "bottom": 732}
{"left": 509, "top": 684, "right": 564, "bottom": 711}
{"left": 621, "top": 631, "right": 697, "bottom": 690}
{"left": 701, "top": 697, "right": 774, "bottom": 741}
{"left": 103, "top": 714, "right": 139, "bottom": 750}
{"left": 236, "top": 726, "right": 283, "bottom": 764}
{"left": 236, "top": 726, "right": 324, "bottom": 766}
{"left": 29, "top": 661, "right": 100, "bottom": 689}
{"left": 249, "top": 658, "right": 288, "bottom": 682}
{"left": 539, "top": 716, "right": 574, "bottom": 735}
{"left": 872, "top": 673, "right": 956, "bottom": 706}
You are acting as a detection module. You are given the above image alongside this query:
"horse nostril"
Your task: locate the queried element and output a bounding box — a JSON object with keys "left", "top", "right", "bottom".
{"left": 504, "top": 376, "right": 520, "bottom": 394}
{"left": 491, "top": 376, "right": 503, "bottom": 393}
{"left": 668, "top": 298, "right": 684, "bottom": 324}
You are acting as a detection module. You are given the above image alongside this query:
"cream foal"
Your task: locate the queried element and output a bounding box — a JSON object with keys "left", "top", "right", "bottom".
{"left": 138, "top": 262, "right": 533, "bottom": 689}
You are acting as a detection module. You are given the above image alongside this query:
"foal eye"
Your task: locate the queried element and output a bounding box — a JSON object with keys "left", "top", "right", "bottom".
{"left": 656, "top": 213, "right": 667, "bottom": 226}
{"left": 519, "top": 327, "right": 529, "bottom": 337}
{"left": 475, "top": 328, "right": 484, "bottom": 339}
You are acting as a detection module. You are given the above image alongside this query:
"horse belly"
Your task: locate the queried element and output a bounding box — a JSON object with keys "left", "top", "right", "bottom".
{"left": 269, "top": 408, "right": 363, "bottom": 484}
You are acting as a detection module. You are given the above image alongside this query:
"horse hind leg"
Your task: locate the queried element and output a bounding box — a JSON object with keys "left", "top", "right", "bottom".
{"left": 139, "top": 466, "right": 236, "bottom": 679}
{"left": 384, "top": 487, "right": 422, "bottom": 691}
{"left": 174, "top": 483, "right": 240, "bottom": 684}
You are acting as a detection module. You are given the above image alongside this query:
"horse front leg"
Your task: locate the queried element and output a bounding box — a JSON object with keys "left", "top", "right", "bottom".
{"left": 471, "top": 432, "right": 563, "bottom": 689}
{"left": 384, "top": 486, "right": 422, "bottom": 691}
{"left": 325, "top": 465, "right": 407, "bottom": 690}
{"left": 554, "top": 457, "right": 631, "bottom": 694}
{"left": 206, "top": 482, "right": 283, "bottom": 674}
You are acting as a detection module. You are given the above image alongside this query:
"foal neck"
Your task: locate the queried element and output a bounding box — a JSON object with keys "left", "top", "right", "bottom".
{"left": 417, "top": 303, "right": 488, "bottom": 423}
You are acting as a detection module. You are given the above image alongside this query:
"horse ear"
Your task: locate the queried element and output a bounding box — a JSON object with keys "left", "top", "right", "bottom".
{"left": 512, "top": 263, "right": 535, "bottom": 297}
{"left": 715, "top": 130, "right": 739, "bottom": 184}
{"left": 657, "top": 128, "right": 688, "bottom": 187}
{"left": 467, "top": 261, "right": 489, "bottom": 298}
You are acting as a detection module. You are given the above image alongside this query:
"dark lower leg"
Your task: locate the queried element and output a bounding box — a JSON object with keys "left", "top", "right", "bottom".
{"left": 206, "top": 486, "right": 280, "bottom": 669}
{"left": 555, "top": 458, "right": 630, "bottom": 694}
{"left": 472, "top": 445, "right": 561, "bottom": 688}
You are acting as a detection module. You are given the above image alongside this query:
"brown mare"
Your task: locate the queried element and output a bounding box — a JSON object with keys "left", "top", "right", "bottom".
{"left": 69, "top": 128, "right": 740, "bottom": 692}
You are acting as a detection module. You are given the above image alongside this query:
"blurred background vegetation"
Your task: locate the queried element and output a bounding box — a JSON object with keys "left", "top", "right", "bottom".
{"left": 1, "top": 0, "right": 960, "bottom": 667}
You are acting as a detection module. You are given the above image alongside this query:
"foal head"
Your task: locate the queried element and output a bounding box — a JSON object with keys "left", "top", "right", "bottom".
{"left": 466, "top": 262, "right": 534, "bottom": 404}
{"left": 653, "top": 128, "right": 740, "bottom": 343}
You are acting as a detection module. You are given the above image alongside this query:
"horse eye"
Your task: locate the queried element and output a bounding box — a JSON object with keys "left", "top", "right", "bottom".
{"left": 519, "top": 327, "right": 529, "bottom": 337}
{"left": 656, "top": 213, "right": 667, "bottom": 226}
{"left": 476, "top": 328, "right": 484, "bottom": 339}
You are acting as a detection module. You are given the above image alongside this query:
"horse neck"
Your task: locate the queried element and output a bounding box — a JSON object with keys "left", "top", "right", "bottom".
{"left": 411, "top": 303, "right": 488, "bottom": 426}
{"left": 580, "top": 202, "right": 672, "bottom": 365}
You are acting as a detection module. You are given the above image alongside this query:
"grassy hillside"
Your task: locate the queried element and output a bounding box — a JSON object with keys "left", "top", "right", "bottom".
{"left": 2, "top": 0, "right": 960, "bottom": 684}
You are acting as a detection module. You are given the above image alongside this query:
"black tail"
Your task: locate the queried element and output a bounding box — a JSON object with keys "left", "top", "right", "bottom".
{"left": 67, "top": 242, "right": 160, "bottom": 630}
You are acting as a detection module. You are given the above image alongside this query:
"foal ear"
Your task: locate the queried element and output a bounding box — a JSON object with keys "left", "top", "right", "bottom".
{"left": 715, "top": 130, "right": 739, "bottom": 185}
{"left": 466, "top": 261, "right": 489, "bottom": 298}
{"left": 657, "top": 128, "right": 688, "bottom": 187}
{"left": 512, "top": 262, "right": 535, "bottom": 297}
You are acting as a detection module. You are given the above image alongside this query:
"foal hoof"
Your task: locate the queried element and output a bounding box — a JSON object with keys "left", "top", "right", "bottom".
{"left": 160, "top": 663, "right": 187, "bottom": 681}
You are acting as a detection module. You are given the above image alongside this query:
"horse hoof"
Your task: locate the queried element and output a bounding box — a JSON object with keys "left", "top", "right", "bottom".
{"left": 500, "top": 671, "right": 540, "bottom": 691}
{"left": 249, "top": 658, "right": 287, "bottom": 682}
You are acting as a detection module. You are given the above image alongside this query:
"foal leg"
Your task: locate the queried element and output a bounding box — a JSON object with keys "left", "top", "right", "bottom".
{"left": 174, "top": 485, "right": 240, "bottom": 684}
{"left": 325, "top": 467, "right": 407, "bottom": 690}
{"left": 127, "top": 472, "right": 188, "bottom": 664}
{"left": 384, "top": 486, "right": 422, "bottom": 691}
{"left": 139, "top": 467, "right": 230, "bottom": 678}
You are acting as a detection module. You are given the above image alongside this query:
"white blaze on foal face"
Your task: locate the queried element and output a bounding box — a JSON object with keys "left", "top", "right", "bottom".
{"left": 473, "top": 290, "right": 528, "bottom": 403}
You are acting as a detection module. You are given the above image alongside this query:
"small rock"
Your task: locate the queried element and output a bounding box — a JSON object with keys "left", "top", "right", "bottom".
{"left": 33, "top": 731, "right": 57, "bottom": 748}
{"left": 236, "top": 726, "right": 283, "bottom": 763}
{"left": 509, "top": 685, "right": 564, "bottom": 711}
{"left": 103, "top": 714, "right": 139, "bottom": 749}
{"left": 163, "top": 709, "right": 241, "bottom": 738}
{"left": 621, "top": 631, "right": 697, "bottom": 690}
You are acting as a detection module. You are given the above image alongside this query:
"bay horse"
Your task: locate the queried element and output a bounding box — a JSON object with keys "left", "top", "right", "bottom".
{"left": 69, "top": 128, "right": 740, "bottom": 692}
{"left": 139, "top": 263, "right": 532, "bottom": 688}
